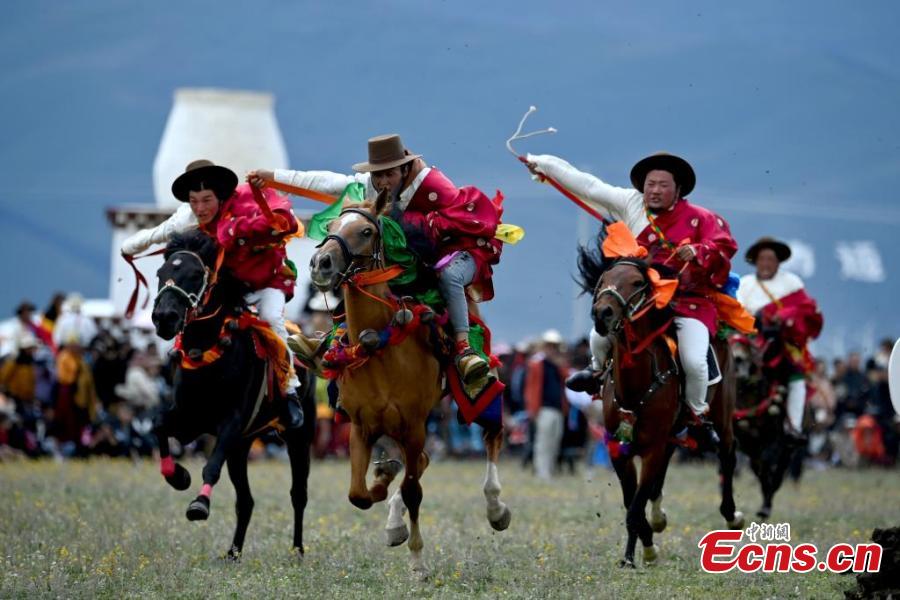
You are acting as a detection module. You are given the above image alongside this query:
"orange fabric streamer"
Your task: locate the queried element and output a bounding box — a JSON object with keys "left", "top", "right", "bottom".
{"left": 602, "top": 222, "right": 678, "bottom": 308}
{"left": 711, "top": 292, "right": 757, "bottom": 334}
{"left": 602, "top": 222, "right": 648, "bottom": 260}
{"left": 265, "top": 180, "right": 337, "bottom": 204}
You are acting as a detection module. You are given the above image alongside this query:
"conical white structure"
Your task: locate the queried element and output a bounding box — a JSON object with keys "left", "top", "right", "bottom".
{"left": 108, "top": 87, "right": 318, "bottom": 325}
{"left": 153, "top": 88, "right": 288, "bottom": 208}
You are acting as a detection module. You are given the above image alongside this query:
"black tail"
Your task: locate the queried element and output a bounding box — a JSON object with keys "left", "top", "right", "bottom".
{"left": 574, "top": 224, "right": 611, "bottom": 296}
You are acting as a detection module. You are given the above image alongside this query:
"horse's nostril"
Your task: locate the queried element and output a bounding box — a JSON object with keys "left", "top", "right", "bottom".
{"left": 600, "top": 306, "right": 614, "bottom": 322}
{"left": 320, "top": 255, "right": 332, "bottom": 270}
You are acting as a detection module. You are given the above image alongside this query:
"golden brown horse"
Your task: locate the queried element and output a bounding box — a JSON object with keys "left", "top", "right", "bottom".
{"left": 309, "top": 191, "right": 511, "bottom": 575}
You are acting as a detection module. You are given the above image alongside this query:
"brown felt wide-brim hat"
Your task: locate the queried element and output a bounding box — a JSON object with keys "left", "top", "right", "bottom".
{"left": 630, "top": 152, "right": 696, "bottom": 197}
{"left": 745, "top": 237, "right": 792, "bottom": 265}
{"left": 171, "top": 159, "right": 239, "bottom": 202}
{"left": 352, "top": 134, "right": 421, "bottom": 173}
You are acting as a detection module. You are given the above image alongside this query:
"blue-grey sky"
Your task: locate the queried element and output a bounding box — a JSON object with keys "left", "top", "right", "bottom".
{"left": 2, "top": 1, "right": 898, "bottom": 354}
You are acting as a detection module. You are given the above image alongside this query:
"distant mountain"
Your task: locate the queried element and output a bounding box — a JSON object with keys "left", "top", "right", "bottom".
{"left": 2, "top": 0, "right": 898, "bottom": 356}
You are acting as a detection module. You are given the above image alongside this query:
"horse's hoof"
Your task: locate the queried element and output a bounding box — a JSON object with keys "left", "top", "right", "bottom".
{"left": 165, "top": 463, "right": 191, "bottom": 491}
{"left": 386, "top": 524, "right": 409, "bottom": 547}
{"left": 373, "top": 458, "right": 404, "bottom": 480}
{"left": 223, "top": 546, "right": 241, "bottom": 561}
{"left": 186, "top": 496, "right": 210, "bottom": 521}
{"left": 643, "top": 544, "right": 660, "bottom": 565}
{"left": 291, "top": 546, "right": 305, "bottom": 562}
{"left": 727, "top": 511, "right": 745, "bottom": 530}
{"left": 618, "top": 557, "right": 636, "bottom": 569}
{"left": 756, "top": 507, "right": 771, "bottom": 521}
{"left": 649, "top": 509, "right": 668, "bottom": 533}
{"left": 489, "top": 506, "right": 512, "bottom": 532}
{"left": 349, "top": 495, "right": 373, "bottom": 511}
{"left": 411, "top": 562, "right": 430, "bottom": 581}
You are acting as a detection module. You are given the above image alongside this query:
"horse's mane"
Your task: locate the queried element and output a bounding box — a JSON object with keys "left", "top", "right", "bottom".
{"left": 575, "top": 224, "right": 610, "bottom": 295}
{"left": 165, "top": 230, "right": 219, "bottom": 269}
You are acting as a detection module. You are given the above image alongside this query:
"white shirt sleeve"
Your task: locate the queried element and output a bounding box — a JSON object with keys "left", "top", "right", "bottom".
{"left": 121, "top": 204, "right": 198, "bottom": 256}
{"left": 273, "top": 169, "right": 370, "bottom": 197}
{"left": 737, "top": 274, "right": 755, "bottom": 308}
{"left": 525, "top": 154, "right": 645, "bottom": 228}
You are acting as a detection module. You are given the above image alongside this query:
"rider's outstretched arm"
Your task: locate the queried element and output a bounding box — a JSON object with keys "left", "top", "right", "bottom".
{"left": 121, "top": 204, "right": 197, "bottom": 256}
{"left": 526, "top": 153, "right": 643, "bottom": 226}
{"left": 273, "top": 169, "right": 370, "bottom": 197}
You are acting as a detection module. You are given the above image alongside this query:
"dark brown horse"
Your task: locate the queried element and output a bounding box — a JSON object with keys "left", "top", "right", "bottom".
{"left": 580, "top": 247, "right": 745, "bottom": 568}
{"left": 308, "top": 191, "right": 510, "bottom": 575}
{"left": 730, "top": 329, "right": 797, "bottom": 520}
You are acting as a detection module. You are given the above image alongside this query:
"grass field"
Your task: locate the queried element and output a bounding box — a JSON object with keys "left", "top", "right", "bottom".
{"left": 1, "top": 456, "right": 896, "bottom": 598}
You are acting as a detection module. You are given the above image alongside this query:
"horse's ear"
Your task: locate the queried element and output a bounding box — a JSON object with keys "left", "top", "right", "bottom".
{"left": 374, "top": 188, "right": 390, "bottom": 216}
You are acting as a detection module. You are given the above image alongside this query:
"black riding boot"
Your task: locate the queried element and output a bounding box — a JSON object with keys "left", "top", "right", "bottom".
{"left": 566, "top": 368, "right": 601, "bottom": 394}
{"left": 281, "top": 391, "right": 304, "bottom": 429}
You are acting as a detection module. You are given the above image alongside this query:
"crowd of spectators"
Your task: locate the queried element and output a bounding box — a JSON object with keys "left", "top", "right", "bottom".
{"left": 1, "top": 291, "right": 897, "bottom": 475}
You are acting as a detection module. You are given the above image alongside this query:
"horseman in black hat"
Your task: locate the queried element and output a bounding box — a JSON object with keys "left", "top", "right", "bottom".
{"left": 738, "top": 237, "right": 823, "bottom": 441}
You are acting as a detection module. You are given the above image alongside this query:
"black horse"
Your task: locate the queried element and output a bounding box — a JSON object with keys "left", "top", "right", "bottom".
{"left": 729, "top": 326, "right": 798, "bottom": 520}
{"left": 151, "top": 230, "right": 315, "bottom": 558}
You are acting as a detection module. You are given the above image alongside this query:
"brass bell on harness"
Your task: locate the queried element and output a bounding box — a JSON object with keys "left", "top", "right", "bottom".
{"left": 187, "top": 348, "right": 203, "bottom": 361}
{"left": 393, "top": 308, "right": 414, "bottom": 326}
{"left": 226, "top": 320, "right": 240, "bottom": 332}
{"left": 359, "top": 329, "right": 381, "bottom": 352}
{"left": 420, "top": 308, "right": 435, "bottom": 324}
{"left": 218, "top": 336, "right": 232, "bottom": 349}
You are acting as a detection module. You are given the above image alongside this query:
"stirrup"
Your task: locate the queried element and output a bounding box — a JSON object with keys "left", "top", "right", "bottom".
{"left": 456, "top": 348, "right": 489, "bottom": 385}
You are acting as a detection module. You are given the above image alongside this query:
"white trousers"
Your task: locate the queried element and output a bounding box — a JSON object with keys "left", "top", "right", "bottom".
{"left": 534, "top": 407, "right": 564, "bottom": 480}
{"left": 244, "top": 287, "right": 299, "bottom": 391}
{"left": 589, "top": 316, "right": 710, "bottom": 415}
{"left": 786, "top": 378, "right": 806, "bottom": 432}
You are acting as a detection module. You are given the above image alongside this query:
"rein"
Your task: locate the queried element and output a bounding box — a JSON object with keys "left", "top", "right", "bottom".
{"left": 318, "top": 208, "right": 386, "bottom": 289}
{"left": 124, "top": 248, "right": 166, "bottom": 319}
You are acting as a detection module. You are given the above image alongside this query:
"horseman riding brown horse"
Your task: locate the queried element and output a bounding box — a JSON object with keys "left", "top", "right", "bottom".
{"left": 308, "top": 191, "right": 511, "bottom": 576}
{"left": 579, "top": 223, "right": 747, "bottom": 567}
{"left": 527, "top": 150, "right": 755, "bottom": 567}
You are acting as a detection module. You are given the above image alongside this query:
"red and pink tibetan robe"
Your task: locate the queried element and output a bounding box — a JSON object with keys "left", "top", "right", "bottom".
{"left": 203, "top": 183, "right": 300, "bottom": 297}
{"left": 401, "top": 168, "right": 504, "bottom": 301}
{"left": 636, "top": 199, "right": 737, "bottom": 334}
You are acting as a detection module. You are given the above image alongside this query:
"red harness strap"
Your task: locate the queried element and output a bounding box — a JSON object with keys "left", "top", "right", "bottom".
{"left": 621, "top": 317, "right": 674, "bottom": 367}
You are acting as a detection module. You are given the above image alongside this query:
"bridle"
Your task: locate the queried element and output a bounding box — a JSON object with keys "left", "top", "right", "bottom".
{"left": 316, "top": 208, "right": 385, "bottom": 289}
{"left": 594, "top": 260, "right": 654, "bottom": 332}
{"left": 155, "top": 250, "right": 211, "bottom": 313}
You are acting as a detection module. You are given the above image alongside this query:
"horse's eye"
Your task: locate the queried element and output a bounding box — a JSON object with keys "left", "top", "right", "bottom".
{"left": 631, "top": 280, "right": 643, "bottom": 287}
{"left": 362, "top": 228, "right": 373, "bottom": 237}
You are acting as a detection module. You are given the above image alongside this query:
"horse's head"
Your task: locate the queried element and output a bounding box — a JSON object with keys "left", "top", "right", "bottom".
{"left": 152, "top": 231, "right": 218, "bottom": 340}
{"left": 592, "top": 259, "right": 652, "bottom": 336}
{"left": 310, "top": 189, "right": 389, "bottom": 291}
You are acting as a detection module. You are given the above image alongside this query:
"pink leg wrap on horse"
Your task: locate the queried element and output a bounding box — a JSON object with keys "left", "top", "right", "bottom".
{"left": 160, "top": 456, "right": 175, "bottom": 477}
{"left": 200, "top": 484, "right": 213, "bottom": 498}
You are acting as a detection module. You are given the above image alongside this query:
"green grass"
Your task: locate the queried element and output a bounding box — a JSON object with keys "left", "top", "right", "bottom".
{"left": 1, "top": 457, "right": 896, "bottom": 598}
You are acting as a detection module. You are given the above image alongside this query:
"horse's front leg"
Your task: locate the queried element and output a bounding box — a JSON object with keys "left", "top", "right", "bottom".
{"left": 186, "top": 413, "right": 243, "bottom": 521}
{"left": 611, "top": 455, "right": 639, "bottom": 568}
{"left": 348, "top": 422, "right": 374, "bottom": 510}
{"left": 153, "top": 405, "right": 191, "bottom": 491}
{"left": 633, "top": 443, "right": 673, "bottom": 566}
